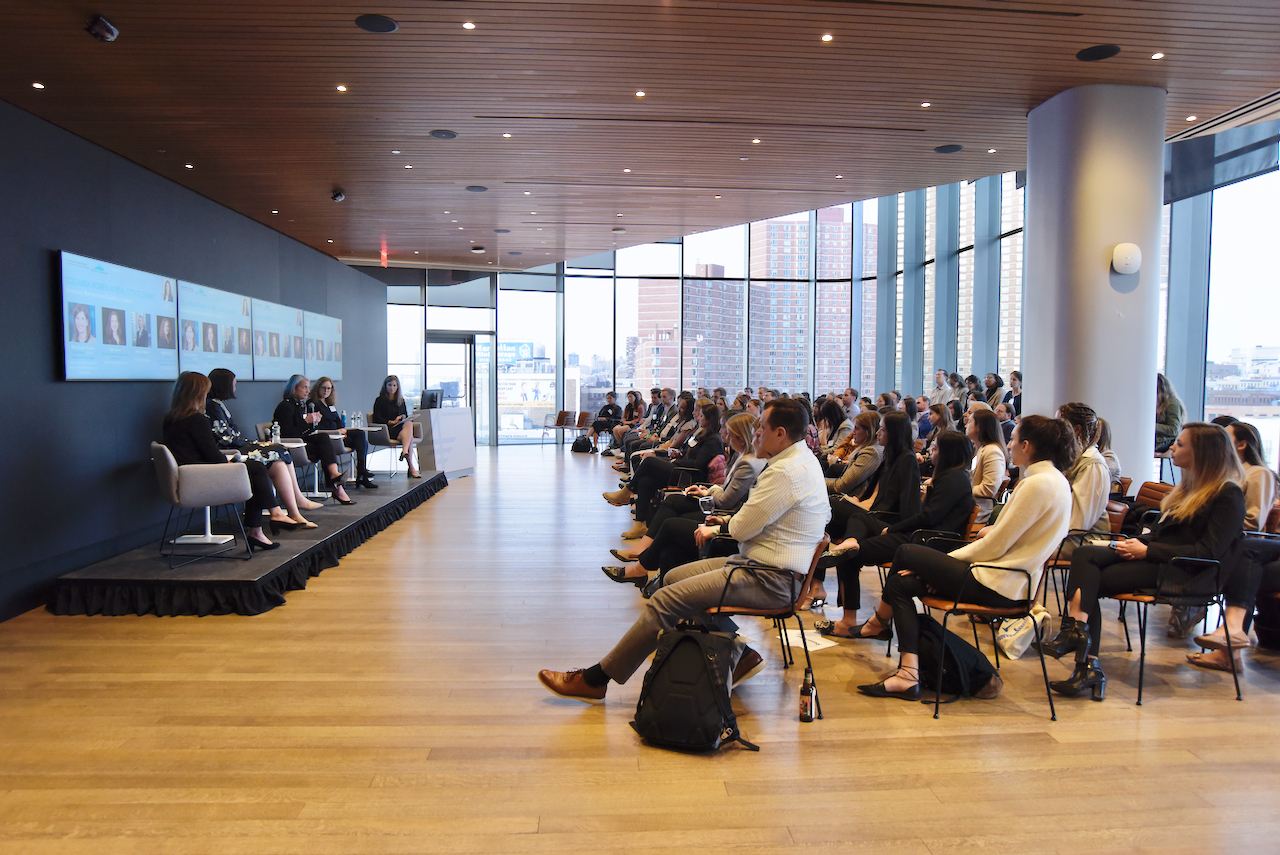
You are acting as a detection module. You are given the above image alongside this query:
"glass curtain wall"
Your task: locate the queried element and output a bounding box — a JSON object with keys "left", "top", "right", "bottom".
{"left": 387, "top": 304, "right": 425, "bottom": 399}
{"left": 683, "top": 225, "right": 747, "bottom": 393}
{"left": 858, "top": 201, "right": 879, "bottom": 396}
{"left": 496, "top": 289, "right": 557, "bottom": 442}
{"left": 564, "top": 275, "right": 615, "bottom": 418}
{"left": 998, "top": 172, "right": 1025, "bottom": 377}
{"left": 956, "top": 180, "right": 977, "bottom": 378}
{"left": 815, "top": 203, "right": 853, "bottom": 394}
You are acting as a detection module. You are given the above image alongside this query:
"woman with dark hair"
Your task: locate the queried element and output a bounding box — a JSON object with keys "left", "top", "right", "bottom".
{"left": 206, "top": 368, "right": 320, "bottom": 528}
{"left": 69, "top": 303, "right": 96, "bottom": 343}
{"left": 947, "top": 399, "right": 964, "bottom": 425}
{"left": 825, "top": 411, "right": 882, "bottom": 497}
{"left": 901, "top": 395, "right": 920, "bottom": 442}
{"left": 603, "top": 390, "right": 645, "bottom": 457}
{"left": 1002, "top": 370, "right": 1023, "bottom": 417}
{"left": 963, "top": 375, "right": 982, "bottom": 409}
{"left": 824, "top": 411, "right": 920, "bottom": 549}
{"left": 817, "top": 398, "right": 853, "bottom": 457}
{"left": 855, "top": 415, "right": 1073, "bottom": 699}
{"left": 1155, "top": 373, "right": 1185, "bottom": 451}
{"left": 604, "top": 402, "right": 724, "bottom": 541}
{"left": 795, "top": 395, "right": 821, "bottom": 454}
{"left": 916, "top": 403, "right": 954, "bottom": 476}
{"left": 984, "top": 373, "right": 1005, "bottom": 408}
{"left": 103, "top": 310, "right": 125, "bottom": 346}
{"left": 815, "top": 430, "right": 976, "bottom": 637}
{"left": 371, "top": 375, "right": 420, "bottom": 478}
{"left": 604, "top": 413, "right": 761, "bottom": 587}
{"left": 309, "top": 377, "right": 377, "bottom": 489}
{"left": 585, "top": 392, "right": 623, "bottom": 452}
{"left": 273, "top": 374, "right": 356, "bottom": 504}
{"left": 1097, "top": 418, "right": 1122, "bottom": 490}
{"left": 1058, "top": 402, "right": 1108, "bottom": 536}
{"left": 1227, "top": 421, "right": 1277, "bottom": 531}
{"left": 968, "top": 408, "right": 1008, "bottom": 524}
{"left": 163, "top": 372, "right": 302, "bottom": 550}
{"left": 157, "top": 317, "right": 175, "bottom": 349}
{"left": 948, "top": 372, "right": 965, "bottom": 401}
{"left": 1042, "top": 422, "right": 1246, "bottom": 697}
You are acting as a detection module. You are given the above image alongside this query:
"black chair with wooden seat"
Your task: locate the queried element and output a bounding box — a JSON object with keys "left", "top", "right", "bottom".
{"left": 1110, "top": 556, "right": 1241, "bottom": 705}
{"left": 914, "top": 553, "right": 1058, "bottom": 720}
{"left": 704, "top": 535, "right": 830, "bottom": 718}
{"left": 1112, "top": 476, "right": 1133, "bottom": 500}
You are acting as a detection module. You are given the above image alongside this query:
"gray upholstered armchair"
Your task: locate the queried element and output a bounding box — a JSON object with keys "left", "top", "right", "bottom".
{"left": 151, "top": 441, "right": 253, "bottom": 567}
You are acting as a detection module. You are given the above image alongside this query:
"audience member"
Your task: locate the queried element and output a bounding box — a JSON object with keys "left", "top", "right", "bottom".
{"left": 1003, "top": 370, "right": 1023, "bottom": 417}
{"left": 1155, "top": 372, "right": 1185, "bottom": 452}
{"left": 1058, "top": 402, "right": 1109, "bottom": 536}
{"left": 968, "top": 408, "right": 1008, "bottom": 524}
{"left": 927, "top": 369, "right": 952, "bottom": 406}
{"left": 1097, "top": 418, "right": 1123, "bottom": 491}
{"left": 824, "top": 411, "right": 882, "bottom": 498}
{"left": 983, "top": 373, "right": 1005, "bottom": 408}
{"left": 994, "top": 402, "right": 1016, "bottom": 443}
{"left": 586, "top": 391, "right": 623, "bottom": 452}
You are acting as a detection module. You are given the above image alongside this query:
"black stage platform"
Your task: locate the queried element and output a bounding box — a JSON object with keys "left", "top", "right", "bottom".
{"left": 49, "top": 471, "right": 448, "bottom": 617}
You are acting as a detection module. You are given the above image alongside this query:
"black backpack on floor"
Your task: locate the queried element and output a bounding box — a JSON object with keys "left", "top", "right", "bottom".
{"left": 916, "top": 614, "right": 998, "bottom": 701}
{"left": 630, "top": 626, "right": 759, "bottom": 752}
{"left": 570, "top": 436, "right": 593, "bottom": 453}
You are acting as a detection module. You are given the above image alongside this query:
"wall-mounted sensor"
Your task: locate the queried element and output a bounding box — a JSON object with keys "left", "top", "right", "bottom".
{"left": 1112, "top": 243, "right": 1141, "bottom": 275}
{"left": 85, "top": 15, "right": 119, "bottom": 42}
{"left": 331, "top": 190, "right": 345, "bottom": 202}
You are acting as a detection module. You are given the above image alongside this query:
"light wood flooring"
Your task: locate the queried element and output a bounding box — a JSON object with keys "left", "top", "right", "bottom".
{"left": 3, "top": 446, "right": 1280, "bottom": 854}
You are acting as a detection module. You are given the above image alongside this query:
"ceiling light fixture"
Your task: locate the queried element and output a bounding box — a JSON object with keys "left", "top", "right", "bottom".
{"left": 429, "top": 129, "right": 457, "bottom": 140}
{"left": 835, "top": 174, "right": 843, "bottom": 179}
{"left": 451, "top": 219, "right": 458, "bottom": 223}
{"left": 355, "top": 14, "right": 399, "bottom": 33}
{"left": 635, "top": 90, "right": 645, "bottom": 97}
{"left": 714, "top": 195, "right": 722, "bottom": 199}
{"left": 471, "top": 246, "right": 485, "bottom": 253}
{"left": 988, "top": 148, "right": 997, "bottom": 153}
{"left": 32, "top": 81, "right": 45, "bottom": 89}
{"left": 465, "top": 185, "right": 487, "bottom": 192}
{"left": 336, "top": 85, "right": 347, "bottom": 92}
{"left": 271, "top": 210, "right": 279, "bottom": 214}
{"left": 1151, "top": 52, "right": 1165, "bottom": 60}
{"left": 391, "top": 149, "right": 400, "bottom": 154}
{"left": 524, "top": 191, "right": 531, "bottom": 195}
{"left": 494, "top": 228, "right": 510, "bottom": 233}
{"left": 414, "top": 251, "right": 419, "bottom": 254}
{"left": 616, "top": 213, "right": 624, "bottom": 217}
{"left": 327, "top": 239, "right": 333, "bottom": 243}
{"left": 821, "top": 34, "right": 833, "bottom": 42}
{"left": 623, "top": 168, "right": 631, "bottom": 173}
{"left": 502, "top": 132, "right": 512, "bottom": 138}
{"left": 612, "top": 227, "right": 626, "bottom": 234}
{"left": 920, "top": 101, "right": 931, "bottom": 108}
{"left": 509, "top": 251, "right": 523, "bottom": 256}
{"left": 85, "top": 15, "right": 119, "bottom": 42}
{"left": 752, "top": 138, "right": 761, "bottom": 144}
{"left": 184, "top": 163, "right": 193, "bottom": 169}
{"left": 530, "top": 211, "right": 537, "bottom": 215}
{"left": 739, "top": 157, "right": 749, "bottom": 161}
{"left": 404, "top": 164, "right": 413, "bottom": 169}
{"left": 934, "top": 144, "right": 963, "bottom": 154}
{"left": 462, "top": 21, "right": 476, "bottom": 30}
{"left": 1186, "top": 115, "right": 1197, "bottom": 121}
{"left": 1076, "top": 44, "right": 1121, "bottom": 62}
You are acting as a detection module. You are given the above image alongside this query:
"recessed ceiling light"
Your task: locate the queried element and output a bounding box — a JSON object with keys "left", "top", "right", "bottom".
{"left": 391, "top": 149, "right": 400, "bottom": 154}
{"left": 616, "top": 213, "right": 624, "bottom": 217}
{"left": 1151, "top": 52, "right": 1165, "bottom": 60}
{"left": 714, "top": 195, "right": 722, "bottom": 199}
{"left": 451, "top": 219, "right": 458, "bottom": 223}
{"left": 835, "top": 174, "right": 843, "bottom": 179}
{"left": 752, "top": 138, "right": 761, "bottom": 144}
{"left": 1076, "top": 44, "right": 1121, "bottom": 62}
{"left": 934, "top": 144, "right": 963, "bottom": 154}
{"left": 623, "top": 168, "right": 631, "bottom": 173}
{"left": 465, "top": 185, "right": 487, "bottom": 192}
{"left": 988, "top": 148, "right": 997, "bottom": 153}
{"left": 636, "top": 90, "right": 645, "bottom": 97}
{"left": 458, "top": 227, "right": 464, "bottom": 230}
{"left": 471, "top": 246, "right": 485, "bottom": 253}
{"left": 32, "top": 82, "right": 45, "bottom": 89}
{"left": 327, "top": 239, "right": 333, "bottom": 243}
{"left": 821, "top": 34, "right": 833, "bottom": 42}
{"left": 404, "top": 164, "right": 413, "bottom": 169}
{"left": 739, "top": 157, "right": 749, "bottom": 161}
{"left": 271, "top": 210, "right": 279, "bottom": 214}
{"left": 414, "top": 251, "right": 419, "bottom": 254}
{"left": 462, "top": 21, "right": 476, "bottom": 30}
{"left": 429, "top": 129, "right": 458, "bottom": 140}
{"left": 184, "top": 163, "right": 193, "bottom": 169}
{"left": 509, "top": 251, "right": 523, "bottom": 256}
{"left": 444, "top": 211, "right": 450, "bottom": 214}
{"left": 502, "top": 133, "right": 512, "bottom": 138}
{"left": 336, "top": 85, "right": 347, "bottom": 92}
{"left": 494, "top": 228, "right": 510, "bottom": 233}
{"left": 355, "top": 14, "right": 399, "bottom": 34}
{"left": 1186, "top": 115, "right": 1197, "bottom": 122}
{"left": 524, "top": 191, "right": 531, "bottom": 195}
{"left": 537, "top": 228, "right": 543, "bottom": 231}
{"left": 612, "top": 227, "right": 627, "bottom": 234}
{"left": 920, "top": 101, "right": 931, "bottom": 108}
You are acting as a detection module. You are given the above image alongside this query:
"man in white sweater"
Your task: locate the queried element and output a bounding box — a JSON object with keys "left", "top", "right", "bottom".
{"left": 538, "top": 398, "right": 830, "bottom": 704}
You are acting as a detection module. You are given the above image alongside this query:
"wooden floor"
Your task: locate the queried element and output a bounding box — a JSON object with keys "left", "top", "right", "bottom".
{"left": 3, "top": 446, "right": 1280, "bottom": 854}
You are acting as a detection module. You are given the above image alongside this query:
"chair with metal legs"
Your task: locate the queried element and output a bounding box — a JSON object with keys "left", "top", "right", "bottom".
{"left": 151, "top": 442, "right": 254, "bottom": 568}
{"left": 365, "top": 416, "right": 423, "bottom": 476}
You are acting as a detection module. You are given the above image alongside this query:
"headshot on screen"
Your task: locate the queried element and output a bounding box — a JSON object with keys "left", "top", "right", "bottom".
{"left": 336, "top": 320, "right": 342, "bottom": 334}
{"left": 238, "top": 328, "right": 250, "bottom": 355}
{"left": 102, "top": 308, "right": 125, "bottom": 346}
{"left": 295, "top": 311, "right": 302, "bottom": 326}
{"left": 269, "top": 332, "right": 280, "bottom": 357}
{"left": 293, "top": 336, "right": 303, "bottom": 357}
{"left": 242, "top": 298, "right": 250, "bottom": 316}
{"left": 282, "top": 335, "right": 292, "bottom": 358}
{"left": 222, "top": 325, "right": 235, "bottom": 353}
{"left": 333, "top": 342, "right": 342, "bottom": 362}
{"left": 68, "top": 303, "right": 96, "bottom": 343}
{"left": 255, "top": 331, "right": 266, "bottom": 356}
{"left": 202, "top": 322, "right": 218, "bottom": 353}
{"left": 181, "top": 320, "right": 198, "bottom": 351}
{"left": 326, "top": 341, "right": 334, "bottom": 361}
{"left": 133, "top": 313, "right": 151, "bottom": 348}
{"left": 157, "top": 317, "right": 175, "bottom": 349}
{"left": 162, "top": 280, "right": 174, "bottom": 302}
{"left": 305, "top": 339, "right": 314, "bottom": 360}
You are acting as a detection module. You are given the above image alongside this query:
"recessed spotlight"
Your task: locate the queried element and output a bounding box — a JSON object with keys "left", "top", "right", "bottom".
{"left": 451, "top": 220, "right": 458, "bottom": 223}
{"left": 271, "top": 210, "right": 279, "bottom": 214}
{"left": 1151, "top": 52, "right": 1165, "bottom": 60}
{"left": 509, "top": 251, "right": 523, "bottom": 256}
{"left": 988, "top": 148, "right": 997, "bottom": 153}
{"left": 391, "top": 149, "right": 400, "bottom": 154}
{"left": 355, "top": 14, "right": 399, "bottom": 34}
{"left": 465, "top": 185, "right": 487, "bottom": 192}
{"left": 714, "top": 195, "right": 722, "bottom": 199}
{"left": 494, "top": 228, "right": 510, "bottom": 234}
{"left": 458, "top": 227, "right": 464, "bottom": 230}
{"left": 327, "top": 239, "right": 333, "bottom": 243}
{"left": 531, "top": 211, "right": 537, "bottom": 214}
{"left": 821, "top": 34, "right": 833, "bottom": 42}
{"left": 536, "top": 228, "right": 543, "bottom": 231}
{"left": 184, "top": 163, "right": 193, "bottom": 169}
{"left": 1076, "top": 44, "right": 1121, "bottom": 62}
{"left": 623, "top": 168, "right": 631, "bottom": 173}
{"left": 414, "top": 251, "right": 419, "bottom": 254}
{"left": 752, "top": 138, "right": 761, "bottom": 144}
{"left": 471, "top": 246, "right": 485, "bottom": 253}
{"left": 429, "top": 129, "right": 457, "bottom": 140}
{"left": 444, "top": 211, "right": 450, "bottom": 214}
{"left": 32, "top": 82, "right": 45, "bottom": 89}
{"left": 404, "top": 164, "right": 413, "bottom": 169}
{"left": 524, "top": 191, "right": 531, "bottom": 195}
{"left": 462, "top": 21, "right": 476, "bottom": 30}
{"left": 616, "top": 213, "right": 624, "bottom": 217}
{"left": 502, "top": 132, "right": 512, "bottom": 138}
{"left": 934, "top": 144, "right": 963, "bottom": 154}
{"left": 739, "top": 157, "right": 749, "bottom": 161}
{"left": 612, "top": 227, "right": 627, "bottom": 234}
{"left": 336, "top": 85, "right": 347, "bottom": 92}
{"left": 1186, "top": 115, "right": 1197, "bottom": 122}
{"left": 636, "top": 90, "right": 645, "bottom": 97}
{"left": 920, "top": 102, "right": 931, "bottom": 108}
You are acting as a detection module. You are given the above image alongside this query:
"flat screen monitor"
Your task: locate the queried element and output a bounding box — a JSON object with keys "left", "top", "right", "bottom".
{"left": 303, "top": 311, "right": 343, "bottom": 380}
{"left": 60, "top": 251, "right": 179, "bottom": 380}
{"left": 177, "top": 280, "right": 254, "bottom": 378}
{"left": 250, "top": 298, "right": 305, "bottom": 380}
{"left": 420, "top": 389, "right": 442, "bottom": 409}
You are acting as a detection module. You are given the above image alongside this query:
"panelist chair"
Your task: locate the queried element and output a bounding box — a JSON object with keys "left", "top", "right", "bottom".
{"left": 704, "top": 535, "right": 830, "bottom": 719}
{"left": 365, "top": 415, "right": 423, "bottom": 477}
{"left": 151, "top": 442, "right": 254, "bottom": 568}
{"left": 255, "top": 423, "right": 342, "bottom": 499}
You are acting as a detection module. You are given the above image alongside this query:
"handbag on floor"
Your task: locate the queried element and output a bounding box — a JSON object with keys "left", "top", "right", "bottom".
{"left": 917, "top": 614, "right": 999, "bottom": 701}
{"left": 630, "top": 625, "right": 758, "bottom": 752}
{"left": 995, "top": 604, "right": 1052, "bottom": 659}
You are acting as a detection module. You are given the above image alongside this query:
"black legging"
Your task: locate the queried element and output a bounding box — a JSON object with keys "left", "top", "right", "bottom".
{"left": 815, "top": 498, "right": 892, "bottom": 584}
{"left": 632, "top": 456, "right": 677, "bottom": 523}
{"left": 638, "top": 518, "right": 703, "bottom": 578}
{"left": 242, "top": 459, "right": 279, "bottom": 527}
{"left": 303, "top": 433, "right": 341, "bottom": 471}
{"left": 882, "top": 544, "right": 1019, "bottom": 656}
{"left": 1228, "top": 540, "right": 1280, "bottom": 631}
{"left": 648, "top": 493, "right": 704, "bottom": 534}
{"left": 342, "top": 429, "right": 371, "bottom": 478}
{"left": 1064, "top": 545, "right": 1162, "bottom": 656}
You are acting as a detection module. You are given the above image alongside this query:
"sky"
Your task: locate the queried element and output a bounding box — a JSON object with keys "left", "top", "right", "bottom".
{"left": 1204, "top": 169, "right": 1280, "bottom": 363}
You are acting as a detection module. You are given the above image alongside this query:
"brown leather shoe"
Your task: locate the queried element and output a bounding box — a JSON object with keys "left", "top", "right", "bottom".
{"left": 538, "top": 669, "right": 606, "bottom": 704}
{"left": 732, "top": 647, "right": 765, "bottom": 688}
{"left": 973, "top": 669, "right": 1003, "bottom": 699}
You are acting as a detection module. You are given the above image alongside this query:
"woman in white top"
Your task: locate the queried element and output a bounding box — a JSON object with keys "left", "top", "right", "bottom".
{"left": 1229, "top": 421, "right": 1277, "bottom": 531}
{"left": 1059, "top": 402, "right": 1111, "bottom": 535}
{"left": 853, "top": 415, "right": 1074, "bottom": 700}
{"left": 967, "top": 409, "right": 1007, "bottom": 524}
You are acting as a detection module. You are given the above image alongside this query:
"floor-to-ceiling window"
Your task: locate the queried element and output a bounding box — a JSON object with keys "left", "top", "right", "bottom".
{"left": 617, "top": 243, "right": 681, "bottom": 393}
{"left": 815, "top": 204, "right": 853, "bottom": 395}
{"left": 683, "top": 225, "right": 746, "bottom": 393}
{"left": 998, "top": 171, "right": 1025, "bottom": 378}
{"left": 496, "top": 286, "right": 558, "bottom": 443}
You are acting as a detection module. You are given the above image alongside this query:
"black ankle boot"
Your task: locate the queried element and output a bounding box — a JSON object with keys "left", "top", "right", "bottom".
{"left": 1049, "top": 658, "right": 1106, "bottom": 701}
{"left": 1034, "top": 616, "right": 1090, "bottom": 659}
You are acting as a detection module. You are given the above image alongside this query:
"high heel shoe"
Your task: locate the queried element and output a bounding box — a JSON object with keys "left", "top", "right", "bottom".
{"left": 326, "top": 474, "right": 357, "bottom": 505}
{"left": 1033, "top": 616, "right": 1090, "bottom": 659}
{"left": 270, "top": 519, "right": 305, "bottom": 534}
{"left": 248, "top": 537, "right": 281, "bottom": 552}
{"left": 601, "top": 566, "right": 647, "bottom": 587}
{"left": 1049, "top": 658, "right": 1106, "bottom": 700}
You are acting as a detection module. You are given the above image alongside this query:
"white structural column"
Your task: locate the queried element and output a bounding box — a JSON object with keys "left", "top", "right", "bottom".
{"left": 1023, "top": 84, "right": 1167, "bottom": 485}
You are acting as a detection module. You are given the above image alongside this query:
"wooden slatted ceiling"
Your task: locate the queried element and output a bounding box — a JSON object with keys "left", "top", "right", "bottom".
{"left": 2, "top": 1, "right": 1278, "bottom": 269}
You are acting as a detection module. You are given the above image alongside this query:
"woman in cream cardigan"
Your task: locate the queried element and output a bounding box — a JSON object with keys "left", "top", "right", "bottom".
{"left": 852, "top": 415, "right": 1074, "bottom": 701}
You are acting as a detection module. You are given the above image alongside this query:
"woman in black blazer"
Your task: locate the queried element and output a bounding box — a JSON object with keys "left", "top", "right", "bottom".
{"left": 826, "top": 411, "right": 921, "bottom": 545}
{"left": 815, "top": 431, "right": 976, "bottom": 638}
{"left": 1042, "top": 422, "right": 1247, "bottom": 699}
{"left": 163, "top": 372, "right": 300, "bottom": 549}
{"left": 371, "top": 375, "right": 420, "bottom": 478}
{"left": 273, "top": 374, "right": 355, "bottom": 504}
{"left": 309, "top": 376, "right": 377, "bottom": 489}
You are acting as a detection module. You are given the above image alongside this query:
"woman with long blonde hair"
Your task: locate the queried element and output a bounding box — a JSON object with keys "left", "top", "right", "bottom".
{"left": 1041, "top": 422, "right": 1246, "bottom": 699}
